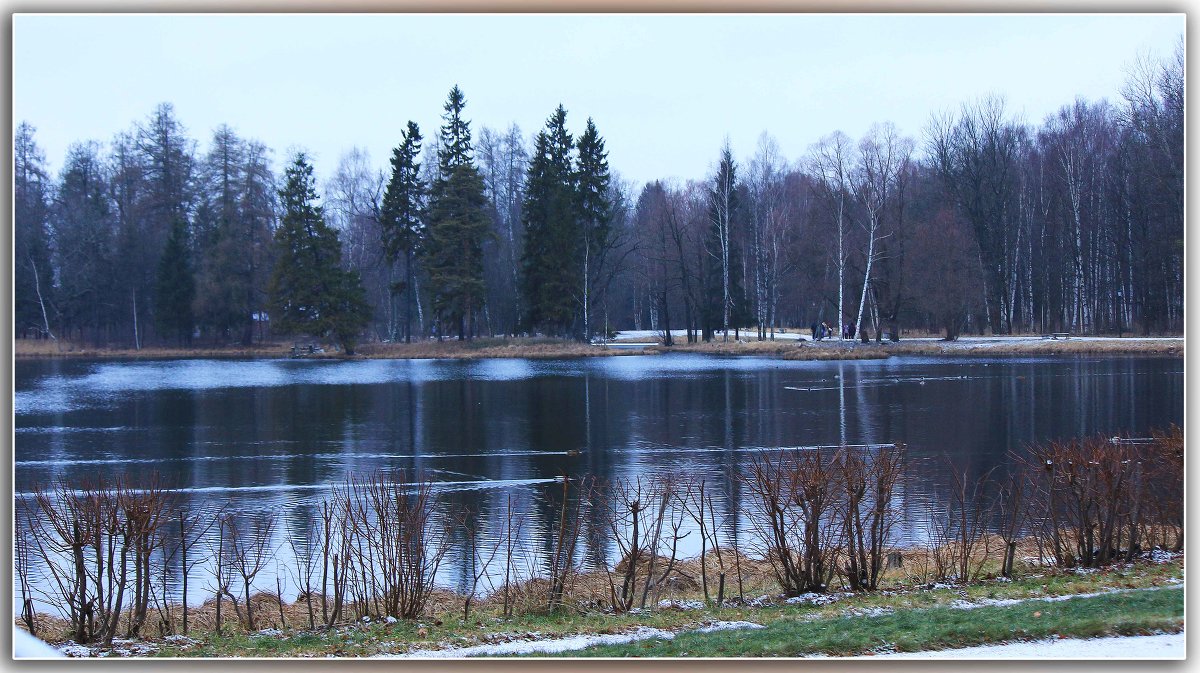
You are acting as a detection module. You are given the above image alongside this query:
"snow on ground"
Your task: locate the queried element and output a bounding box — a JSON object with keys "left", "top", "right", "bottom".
{"left": 385, "top": 620, "right": 767, "bottom": 658}
{"left": 380, "top": 584, "right": 1182, "bottom": 658}
{"left": 870, "top": 632, "right": 1183, "bottom": 659}
{"left": 610, "top": 331, "right": 1181, "bottom": 347}
{"left": 692, "top": 621, "right": 765, "bottom": 634}
{"left": 612, "top": 330, "right": 806, "bottom": 341}
{"left": 386, "top": 626, "right": 676, "bottom": 658}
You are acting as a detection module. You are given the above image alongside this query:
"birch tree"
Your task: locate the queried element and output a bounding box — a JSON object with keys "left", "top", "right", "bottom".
{"left": 850, "top": 123, "right": 910, "bottom": 341}
{"left": 809, "top": 131, "right": 854, "bottom": 338}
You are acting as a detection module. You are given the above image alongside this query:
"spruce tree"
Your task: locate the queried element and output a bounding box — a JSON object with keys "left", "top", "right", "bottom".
{"left": 520, "top": 105, "right": 579, "bottom": 336}
{"left": 268, "top": 154, "right": 370, "bottom": 354}
{"left": 706, "top": 145, "right": 741, "bottom": 341}
{"left": 155, "top": 217, "right": 196, "bottom": 344}
{"left": 380, "top": 121, "right": 426, "bottom": 342}
{"left": 14, "top": 123, "right": 55, "bottom": 339}
{"left": 424, "top": 85, "right": 489, "bottom": 340}
{"left": 574, "top": 117, "right": 614, "bottom": 341}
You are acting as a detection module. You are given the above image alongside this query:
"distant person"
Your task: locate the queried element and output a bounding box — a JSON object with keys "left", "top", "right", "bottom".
{"left": 822, "top": 321, "right": 833, "bottom": 341}
{"left": 848, "top": 322, "right": 856, "bottom": 340}
{"left": 811, "top": 322, "right": 819, "bottom": 340}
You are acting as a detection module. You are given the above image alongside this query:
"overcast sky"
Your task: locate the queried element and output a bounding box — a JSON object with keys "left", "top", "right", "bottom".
{"left": 13, "top": 13, "right": 1184, "bottom": 189}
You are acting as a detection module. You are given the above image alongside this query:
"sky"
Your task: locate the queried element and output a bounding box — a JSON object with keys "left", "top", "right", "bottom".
{"left": 12, "top": 13, "right": 1184, "bottom": 189}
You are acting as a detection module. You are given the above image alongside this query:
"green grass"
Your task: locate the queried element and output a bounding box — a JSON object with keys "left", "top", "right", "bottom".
{"left": 567, "top": 588, "right": 1184, "bottom": 657}
{"left": 129, "top": 560, "right": 1181, "bottom": 657}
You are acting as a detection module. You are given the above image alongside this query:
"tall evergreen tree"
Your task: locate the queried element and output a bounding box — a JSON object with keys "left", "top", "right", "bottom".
{"left": 194, "top": 125, "right": 247, "bottom": 341}
{"left": 520, "top": 105, "right": 579, "bottom": 336}
{"left": 268, "top": 154, "right": 370, "bottom": 354}
{"left": 155, "top": 217, "right": 195, "bottom": 344}
{"left": 705, "top": 144, "right": 741, "bottom": 341}
{"left": 423, "top": 85, "right": 489, "bottom": 340}
{"left": 380, "top": 121, "right": 426, "bottom": 342}
{"left": 54, "top": 141, "right": 116, "bottom": 344}
{"left": 574, "top": 117, "right": 615, "bottom": 341}
{"left": 14, "top": 122, "right": 55, "bottom": 339}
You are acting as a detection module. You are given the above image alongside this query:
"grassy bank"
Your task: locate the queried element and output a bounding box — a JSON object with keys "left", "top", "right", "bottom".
{"left": 12, "top": 337, "right": 648, "bottom": 360}
{"left": 572, "top": 587, "right": 1184, "bottom": 657}
{"left": 15, "top": 334, "right": 1181, "bottom": 361}
{"left": 29, "top": 556, "right": 1182, "bottom": 658}
{"left": 643, "top": 336, "right": 1183, "bottom": 358}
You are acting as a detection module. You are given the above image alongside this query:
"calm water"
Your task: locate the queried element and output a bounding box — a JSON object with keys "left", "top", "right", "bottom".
{"left": 13, "top": 353, "right": 1184, "bottom": 605}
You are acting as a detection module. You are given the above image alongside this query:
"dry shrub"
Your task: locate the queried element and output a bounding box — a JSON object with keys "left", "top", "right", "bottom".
{"left": 925, "top": 462, "right": 994, "bottom": 583}
{"left": 744, "top": 450, "right": 841, "bottom": 595}
{"left": 24, "top": 474, "right": 173, "bottom": 645}
{"left": 331, "top": 471, "right": 453, "bottom": 621}
{"left": 590, "top": 474, "right": 690, "bottom": 612}
{"left": 839, "top": 445, "right": 905, "bottom": 591}
{"left": 1022, "top": 428, "right": 1183, "bottom": 568}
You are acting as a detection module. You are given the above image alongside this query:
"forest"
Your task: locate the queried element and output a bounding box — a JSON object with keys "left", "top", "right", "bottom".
{"left": 13, "top": 43, "right": 1182, "bottom": 350}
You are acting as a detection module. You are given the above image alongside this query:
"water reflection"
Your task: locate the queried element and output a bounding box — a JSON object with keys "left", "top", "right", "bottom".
{"left": 14, "top": 354, "right": 1183, "bottom": 607}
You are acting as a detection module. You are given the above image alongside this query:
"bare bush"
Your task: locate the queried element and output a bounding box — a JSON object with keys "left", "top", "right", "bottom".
{"left": 591, "top": 474, "right": 690, "bottom": 612}
{"left": 926, "top": 461, "right": 994, "bottom": 583}
{"left": 839, "top": 444, "right": 904, "bottom": 591}
{"left": 333, "top": 471, "right": 452, "bottom": 621}
{"left": 1025, "top": 429, "right": 1183, "bottom": 568}
{"left": 25, "top": 475, "right": 175, "bottom": 645}
{"left": 545, "top": 474, "right": 588, "bottom": 611}
{"left": 15, "top": 521, "right": 37, "bottom": 637}
{"left": 994, "top": 464, "right": 1029, "bottom": 577}
{"left": 680, "top": 478, "right": 733, "bottom": 605}
{"left": 1140, "top": 426, "right": 1183, "bottom": 553}
{"left": 744, "top": 450, "right": 842, "bottom": 595}
{"left": 224, "top": 511, "right": 278, "bottom": 630}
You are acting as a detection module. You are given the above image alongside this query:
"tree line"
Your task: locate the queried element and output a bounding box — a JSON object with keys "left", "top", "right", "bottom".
{"left": 14, "top": 44, "right": 1182, "bottom": 350}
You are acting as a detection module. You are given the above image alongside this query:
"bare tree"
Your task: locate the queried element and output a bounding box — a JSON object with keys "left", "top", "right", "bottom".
{"left": 809, "top": 131, "right": 855, "bottom": 338}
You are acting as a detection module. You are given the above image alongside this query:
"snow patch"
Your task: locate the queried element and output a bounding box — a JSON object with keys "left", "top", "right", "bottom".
{"left": 785, "top": 592, "right": 850, "bottom": 606}
{"left": 1145, "top": 549, "right": 1182, "bottom": 564}
{"left": 163, "top": 634, "right": 196, "bottom": 645}
{"left": 658, "top": 599, "right": 706, "bottom": 611}
{"left": 871, "top": 632, "right": 1183, "bottom": 659}
{"left": 843, "top": 607, "right": 896, "bottom": 618}
{"left": 58, "top": 643, "right": 93, "bottom": 658}
{"left": 387, "top": 627, "right": 675, "bottom": 658}
{"left": 692, "top": 621, "right": 765, "bottom": 633}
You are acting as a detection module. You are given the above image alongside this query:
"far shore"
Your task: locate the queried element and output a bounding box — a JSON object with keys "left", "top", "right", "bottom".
{"left": 13, "top": 333, "right": 1183, "bottom": 361}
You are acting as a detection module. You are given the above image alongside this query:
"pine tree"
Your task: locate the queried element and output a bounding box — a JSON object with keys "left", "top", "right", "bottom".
{"left": 574, "top": 117, "right": 614, "bottom": 341}
{"left": 194, "top": 125, "right": 248, "bottom": 342}
{"left": 705, "top": 144, "right": 741, "bottom": 341}
{"left": 14, "top": 123, "right": 55, "bottom": 339}
{"left": 380, "top": 121, "right": 426, "bottom": 342}
{"left": 54, "top": 142, "right": 115, "bottom": 344}
{"left": 155, "top": 217, "right": 196, "bottom": 344}
{"left": 520, "top": 105, "right": 579, "bottom": 336}
{"left": 268, "top": 154, "right": 370, "bottom": 354}
{"left": 423, "top": 85, "right": 489, "bottom": 340}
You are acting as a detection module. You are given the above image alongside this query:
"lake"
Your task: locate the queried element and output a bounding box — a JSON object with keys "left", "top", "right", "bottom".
{"left": 13, "top": 353, "right": 1184, "bottom": 605}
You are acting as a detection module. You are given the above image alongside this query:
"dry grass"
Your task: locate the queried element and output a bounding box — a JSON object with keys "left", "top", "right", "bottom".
{"left": 16, "top": 335, "right": 1180, "bottom": 362}
{"left": 352, "top": 338, "right": 645, "bottom": 360}
{"left": 631, "top": 335, "right": 1181, "bottom": 359}
{"left": 13, "top": 339, "right": 292, "bottom": 359}
{"left": 13, "top": 338, "right": 650, "bottom": 361}
{"left": 645, "top": 340, "right": 886, "bottom": 360}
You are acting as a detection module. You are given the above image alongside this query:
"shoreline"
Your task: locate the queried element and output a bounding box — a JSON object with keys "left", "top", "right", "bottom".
{"left": 19, "top": 554, "right": 1183, "bottom": 659}
{"left": 12, "top": 334, "right": 1184, "bottom": 361}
